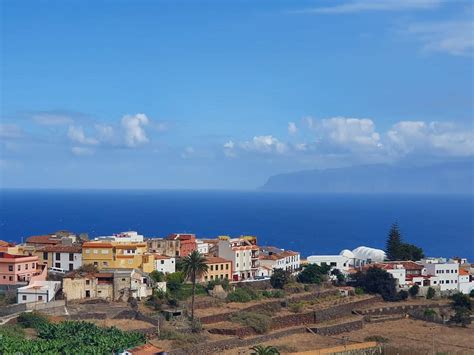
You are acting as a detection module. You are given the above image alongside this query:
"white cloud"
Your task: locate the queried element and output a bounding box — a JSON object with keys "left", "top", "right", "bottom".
{"left": 71, "top": 146, "right": 95, "bottom": 156}
{"left": 300, "top": 0, "right": 441, "bottom": 14}
{"left": 67, "top": 126, "right": 99, "bottom": 145}
{"left": 288, "top": 122, "right": 298, "bottom": 135}
{"left": 405, "top": 20, "right": 474, "bottom": 56}
{"left": 94, "top": 124, "right": 115, "bottom": 143}
{"left": 0, "top": 124, "right": 23, "bottom": 139}
{"left": 241, "top": 135, "right": 288, "bottom": 154}
{"left": 387, "top": 121, "right": 474, "bottom": 156}
{"left": 319, "top": 117, "right": 382, "bottom": 150}
{"left": 32, "top": 113, "right": 73, "bottom": 125}
{"left": 121, "top": 113, "right": 150, "bottom": 147}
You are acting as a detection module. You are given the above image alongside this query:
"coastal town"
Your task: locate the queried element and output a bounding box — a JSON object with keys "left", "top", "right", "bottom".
{"left": 0, "top": 228, "right": 473, "bottom": 354}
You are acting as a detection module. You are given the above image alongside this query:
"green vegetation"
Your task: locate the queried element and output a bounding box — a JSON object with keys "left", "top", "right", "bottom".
{"left": 409, "top": 284, "right": 419, "bottom": 297}
{"left": 426, "top": 287, "right": 436, "bottom": 299}
{"left": 470, "top": 289, "right": 474, "bottom": 298}
{"left": 288, "top": 301, "right": 304, "bottom": 313}
{"left": 230, "top": 312, "right": 272, "bottom": 334}
{"left": 423, "top": 308, "right": 437, "bottom": 318}
{"left": 385, "top": 222, "right": 424, "bottom": 261}
{"left": 159, "top": 328, "right": 205, "bottom": 347}
{"left": 181, "top": 250, "right": 209, "bottom": 320}
{"left": 0, "top": 312, "right": 145, "bottom": 354}
{"left": 331, "top": 268, "right": 346, "bottom": 285}
{"left": 250, "top": 345, "right": 281, "bottom": 355}
{"left": 149, "top": 270, "right": 165, "bottom": 282}
{"left": 227, "top": 287, "right": 261, "bottom": 303}
{"left": 450, "top": 293, "right": 472, "bottom": 327}
{"left": 270, "top": 269, "right": 292, "bottom": 289}
{"left": 206, "top": 278, "right": 230, "bottom": 291}
{"left": 261, "top": 289, "right": 285, "bottom": 298}
{"left": 355, "top": 287, "right": 365, "bottom": 295}
{"left": 353, "top": 267, "right": 407, "bottom": 301}
{"left": 297, "top": 263, "right": 331, "bottom": 284}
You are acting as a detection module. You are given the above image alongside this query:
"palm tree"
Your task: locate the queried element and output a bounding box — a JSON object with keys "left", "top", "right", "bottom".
{"left": 250, "top": 345, "right": 280, "bottom": 355}
{"left": 181, "top": 250, "right": 208, "bottom": 320}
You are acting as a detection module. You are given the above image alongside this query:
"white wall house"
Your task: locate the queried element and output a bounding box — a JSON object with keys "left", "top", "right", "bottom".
{"left": 42, "top": 245, "right": 82, "bottom": 272}
{"left": 154, "top": 255, "right": 175, "bottom": 274}
{"left": 17, "top": 281, "right": 61, "bottom": 303}
{"left": 260, "top": 251, "right": 300, "bottom": 273}
{"left": 218, "top": 237, "right": 259, "bottom": 281}
{"left": 458, "top": 269, "right": 474, "bottom": 294}
{"left": 95, "top": 231, "right": 144, "bottom": 243}
{"left": 423, "top": 262, "right": 459, "bottom": 292}
{"left": 307, "top": 254, "right": 352, "bottom": 272}
{"left": 386, "top": 265, "right": 407, "bottom": 287}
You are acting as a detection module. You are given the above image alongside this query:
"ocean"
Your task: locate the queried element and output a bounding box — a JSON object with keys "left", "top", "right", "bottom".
{"left": 0, "top": 189, "right": 473, "bottom": 260}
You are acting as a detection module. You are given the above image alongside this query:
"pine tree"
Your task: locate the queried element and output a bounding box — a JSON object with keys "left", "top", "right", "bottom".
{"left": 386, "top": 222, "right": 403, "bottom": 260}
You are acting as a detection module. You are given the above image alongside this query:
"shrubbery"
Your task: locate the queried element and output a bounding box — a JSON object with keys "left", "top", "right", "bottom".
{"left": 230, "top": 312, "right": 272, "bottom": 334}
{"left": 261, "top": 289, "right": 285, "bottom": 298}
{"left": 353, "top": 267, "right": 407, "bottom": 302}
{"left": 270, "top": 269, "right": 292, "bottom": 289}
{"left": 206, "top": 278, "right": 230, "bottom": 291}
{"left": 409, "top": 284, "right": 419, "bottom": 298}
{"left": 289, "top": 302, "right": 304, "bottom": 313}
{"left": 426, "top": 287, "right": 436, "bottom": 299}
{"left": 297, "top": 264, "right": 331, "bottom": 284}
{"left": 227, "top": 287, "right": 260, "bottom": 303}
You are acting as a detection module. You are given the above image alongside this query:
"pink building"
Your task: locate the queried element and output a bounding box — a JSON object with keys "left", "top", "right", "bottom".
{"left": 0, "top": 252, "right": 41, "bottom": 285}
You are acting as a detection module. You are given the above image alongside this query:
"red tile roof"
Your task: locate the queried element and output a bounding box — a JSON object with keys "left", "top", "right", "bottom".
{"left": 154, "top": 255, "right": 172, "bottom": 260}
{"left": 26, "top": 235, "right": 59, "bottom": 245}
{"left": 0, "top": 240, "right": 11, "bottom": 247}
{"left": 205, "top": 256, "right": 231, "bottom": 264}
{"left": 38, "top": 245, "right": 82, "bottom": 253}
{"left": 82, "top": 242, "right": 113, "bottom": 248}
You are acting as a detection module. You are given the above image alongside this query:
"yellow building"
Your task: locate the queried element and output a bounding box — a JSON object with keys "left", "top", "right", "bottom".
{"left": 198, "top": 256, "right": 232, "bottom": 283}
{"left": 82, "top": 241, "right": 154, "bottom": 272}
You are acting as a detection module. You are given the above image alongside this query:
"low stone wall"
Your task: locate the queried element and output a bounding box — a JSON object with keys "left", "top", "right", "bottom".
{"left": 0, "top": 300, "right": 66, "bottom": 317}
{"left": 207, "top": 326, "right": 256, "bottom": 337}
{"left": 169, "top": 327, "right": 307, "bottom": 355}
{"left": 69, "top": 312, "right": 107, "bottom": 320}
{"left": 355, "top": 303, "right": 446, "bottom": 316}
{"left": 310, "top": 319, "right": 364, "bottom": 336}
{"left": 0, "top": 303, "right": 27, "bottom": 317}
{"left": 200, "top": 288, "right": 340, "bottom": 325}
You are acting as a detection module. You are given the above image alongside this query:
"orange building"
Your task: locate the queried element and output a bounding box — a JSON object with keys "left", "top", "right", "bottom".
{"left": 198, "top": 256, "right": 232, "bottom": 283}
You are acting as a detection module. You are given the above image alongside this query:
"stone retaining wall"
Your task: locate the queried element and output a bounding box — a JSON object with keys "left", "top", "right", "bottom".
{"left": 310, "top": 319, "right": 364, "bottom": 336}
{"left": 200, "top": 288, "right": 340, "bottom": 325}
{"left": 355, "top": 303, "right": 446, "bottom": 316}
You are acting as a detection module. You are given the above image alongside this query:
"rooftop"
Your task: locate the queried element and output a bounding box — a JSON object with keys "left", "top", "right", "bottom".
{"left": 205, "top": 256, "right": 231, "bottom": 264}
{"left": 38, "top": 245, "right": 82, "bottom": 253}
{"left": 26, "top": 235, "right": 60, "bottom": 245}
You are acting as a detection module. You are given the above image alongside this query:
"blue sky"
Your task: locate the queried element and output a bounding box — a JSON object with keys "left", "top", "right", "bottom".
{"left": 1, "top": 0, "right": 473, "bottom": 189}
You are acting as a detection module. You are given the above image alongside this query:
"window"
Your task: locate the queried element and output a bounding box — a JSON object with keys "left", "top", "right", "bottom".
{"left": 22, "top": 295, "right": 27, "bottom": 301}
{"left": 330, "top": 262, "right": 337, "bottom": 267}
{"left": 103, "top": 262, "right": 108, "bottom": 266}
{"left": 221, "top": 264, "right": 223, "bottom": 270}
{"left": 69, "top": 253, "right": 74, "bottom": 261}
{"left": 102, "top": 249, "right": 109, "bottom": 254}
{"left": 38, "top": 295, "right": 43, "bottom": 301}
{"left": 210, "top": 265, "right": 214, "bottom": 271}
{"left": 55, "top": 263, "right": 60, "bottom": 268}
{"left": 9, "top": 276, "right": 13, "bottom": 281}
{"left": 25, "top": 264, "right": 28, "bottom": 270}
{"left": 68, "top": 264, "right": 74, "bottom": 271}
{"left": 55, "top": 253, "right": 60, "bottom": 261}
{"left": 122, "top": 278, "right": 126, "bottom": 281}
{"left": 236, "top": 253, "right": 239, "bottom": 257}
{"left": 93, "top": 249, "right": 98, "bottom": 254}
{"left": 32, "top": 263, "right": 35, "bottom": 268}
{"left": 225, "top": 274, "right": 228, "bottom": 278}
{"left": 93, "top": 262, "right": 98, "bottom": 266}
{"left": 220, "top": 274, "right": 224, "bottom": 279}
{"left": 210, "top": 275, "right": 214, "bottom": 280}
{"left": 17, "top": 265, "right": 21, "bottom": 271}
{"left": 86, "top": 279, "right": 90, "bottom": 285}
{"left": 43, "top": 252, "right": 48, "bottom": 260}
{"left": 204, "top": 276, "right": 208, "bottom": 281}
{"left": 161, "top": 260, "right": 164, "bottom": 265}
{"left": 226, "top": 264, "right": 229, "bottom": 270}
{"left": 85, "top": 249, "right": 90, "bottom": 254}
{"left": 236, "top": 263, "right": 239, "bottom": 267}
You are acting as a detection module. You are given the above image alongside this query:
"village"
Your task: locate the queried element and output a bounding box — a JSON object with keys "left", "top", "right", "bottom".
{"left": 0, "top": 230, "right": 473, "bottom": 354}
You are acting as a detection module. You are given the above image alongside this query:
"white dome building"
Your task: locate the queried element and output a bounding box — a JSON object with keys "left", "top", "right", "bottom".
{"left": 339, "top": 249, "right": 355, "bottom": 259}
{"left": 352, "top": 246, "right": 386, "bottom": 266}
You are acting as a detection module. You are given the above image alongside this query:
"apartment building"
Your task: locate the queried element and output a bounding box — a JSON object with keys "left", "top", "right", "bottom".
{"left": 148, "top": 233, "right": 197, "bottom": 257}
{"left": 218, "top": 236, "right": 259, "bottom": 281}
{"left": 35, "top": 245, "right": 82, "bottom": 272}
{"left": 82, "top": 241, "right": 154, "bottom": 272}
{"left": 422, "top": 261, "right": 460, "bottom": 291}
{"left": 259, "top": 250, "right": 300, "bottom": 273}
{"left": 0, "top": 252, "right": 42, "bottom": 285}
{"left": 198, "top": 256, "right": 232, "bottom": 283}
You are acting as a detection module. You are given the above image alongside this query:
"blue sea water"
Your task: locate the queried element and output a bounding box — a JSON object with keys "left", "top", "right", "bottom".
{"left": 0, "top": 189, "right": 473, "bottom": 260}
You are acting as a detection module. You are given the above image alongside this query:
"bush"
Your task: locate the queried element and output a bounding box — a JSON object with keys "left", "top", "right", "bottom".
{"left": 272, "top": 289, "right": 285, "bottom": 298}
{"left": 289, "top": 302, "right": 304, "bottom": 313}
{"left": 206, "top": 278, "right": 230, "bottom": 291}
{"left": 355, "top": 287, "right": 365, "bottom": 295}
{"left": 423, "top": 308, "right": 437, "bottom": 318}
{"left": 166, "top": 272, "right": 185, "bottom": 293}
{"left": 227, "top": 287, "right": 260, "bottom": 303}
{"left": 470, "top": 289, "right": 474, "bottom": 298}
{"left": 297, "top": 264, "right": 331, "bottom": 284}
{"left": 270, "top": 269, "right": 292, "bottom": 289}
{"left": 149, "top": 270, "right": 165, "bottom": 282}
{"left": 409, "top": 284, "right": 419, "bottom": 297}
{"left": 17, "top": 312, "right": 49, "bottom": 329}
{"left": 398, "top": 290, "right": 409, "bottom": 301}
{"left": 426, "top": 287, "right": 436, "bottom": 299}
{"left": 230, "top": 312, "right": 272, "bottom": 334}
{"left": 353, "top": 268, "right": 399, "bottom": 301}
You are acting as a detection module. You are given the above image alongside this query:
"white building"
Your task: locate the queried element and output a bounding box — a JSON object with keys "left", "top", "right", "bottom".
{"left": 218, "top": 236, "right": 259, "bottom": 281}
{"left": 352, "top": 246, "right": 386, "bottom": 266}
{"left": 196, "top": 240, "right": 209, "bottom": 255}
{"left": 307, "top": 250, "right": 354, "bottom": 272}
{"left": 422, "top": 261, "right": 460, "bottom": 292}
{"left": 154, "top": 255, "right": 175, "bottom": 274}
{"left": 260, "top": 251, "right": 300, "bottom": 273}
{"left": 458, "top": 268, "right": 474, "bottom": 294}
{"left": 95, "top": 231, "right": 144, "bottom": 243}
{"left": 40, "top": 245, "right": 83, "bottom": 272}
{"left": 17, "top": 281, "right": 61, "bottom": 303}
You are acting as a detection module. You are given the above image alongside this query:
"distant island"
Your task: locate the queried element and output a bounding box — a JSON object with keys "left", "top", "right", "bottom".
{"left": 260, "top": 161, "right": 474, "bottom": 194}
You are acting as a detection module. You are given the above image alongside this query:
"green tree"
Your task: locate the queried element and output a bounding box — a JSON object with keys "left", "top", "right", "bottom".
{"left": 353, "top": 267, "right": 399, "bottom": 301}
{"left": 270, "top": 268, "right": 291, "bottom": 289}
{"left": 149, "top": 270, "right": 165, "bottom": 283}
{"left": 297, "top": 263, "right": 331, "bottom": 284}
{"left": 166, "top": 272, "right": 185, "bottom": 293}
{"left": 450, "top": 293, "right": 472, "bottom": 327}
{"left": 409, "top": 284, "right": 419, "bottom": 297}
{"left": 386, "top": 222, "right": 403, "bottom": 260}
{"left": 426, "top": 287, "right": 436, "bottom": 299}
{"left": 181, "top": 250, "right": 208, "bottom": 321}
{"left": 250, "top": 345, "right": 280, "bottom": 355}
